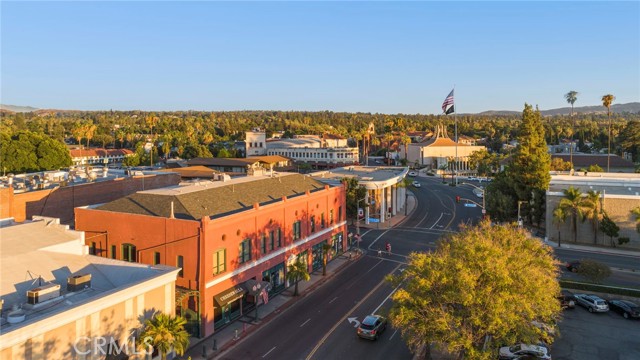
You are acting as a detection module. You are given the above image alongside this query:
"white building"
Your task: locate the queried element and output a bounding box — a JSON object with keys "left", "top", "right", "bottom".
{"left": 246, "top": 131, "right": 359, "bottom": 169}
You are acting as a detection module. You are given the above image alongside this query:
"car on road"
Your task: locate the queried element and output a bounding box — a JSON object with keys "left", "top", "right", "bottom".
{"left": 408, "top": 171, "right": 417, "bottom": 177}
{"left": 356, "top": 315, "right": 387, "bottom": 340}
{"left": 565, "top": 261, "right": 581, "bottom": 272}
{"left": 574, "top": 294, "right": 609, "bottom": 313}
{"left": 607, "top": 299, "right": 640, "bottom": 319}
{"left": 498, "top": 344, "right": 551, "bottom": 360}
{"left": 412, "top": 181, "right": 421, "bottom": 188}
{"left": 557, "top": 289, "right": 575, "bottom": 309}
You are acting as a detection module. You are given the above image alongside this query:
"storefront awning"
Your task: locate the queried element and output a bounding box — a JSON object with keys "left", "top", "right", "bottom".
{"left": 214, "top": 285, "right": 246, "bottom": 307}
{"left": 242, "top": 279, "right": 272, "bottom": 297}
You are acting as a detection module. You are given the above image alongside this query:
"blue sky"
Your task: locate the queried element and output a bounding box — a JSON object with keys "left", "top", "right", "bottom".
{"left": 2, "top": 1, "right": 639, "bottom": 114}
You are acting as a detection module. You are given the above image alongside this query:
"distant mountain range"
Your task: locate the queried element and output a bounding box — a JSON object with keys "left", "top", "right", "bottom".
{"left": 2, "top": 102, "right": 639, "bottom": 116}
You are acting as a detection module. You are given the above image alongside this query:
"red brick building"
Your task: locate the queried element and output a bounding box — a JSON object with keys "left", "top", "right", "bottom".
{"left": 74, "top": 173, "right": 347, "bottom": 338}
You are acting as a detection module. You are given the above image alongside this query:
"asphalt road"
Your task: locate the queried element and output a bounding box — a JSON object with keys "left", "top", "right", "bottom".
{"left": 217, "top": 175, "right": 639, "bottom": 360}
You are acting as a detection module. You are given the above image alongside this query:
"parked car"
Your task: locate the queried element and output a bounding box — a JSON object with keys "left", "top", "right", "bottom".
{"left": 608, "top": 299, "right": 640, "bottom": 319}
{"left": 574, "top": 294, "right": 609, "bottom": 313}
{"left": 498, "top": 344, "right": 551, "bottom": 360}
{"left": 565, "top": 261, "right": 581, "bottom": 272}
{"left": 557, "top": 289, "right": 575, "bottom": 309}
{"left": 408, "top": 171, "right": 417, "bottom": 177}
{"left": 412, "top": 181, "right": 421, "bottom": 188}
{"left": 357, "top": 315, "right": 387, "bottom": 340}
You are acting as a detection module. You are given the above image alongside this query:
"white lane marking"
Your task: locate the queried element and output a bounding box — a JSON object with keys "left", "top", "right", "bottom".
{"left": 347, "top": 317, "right": 361, "bottom": 328}
{"left": 329, "top": 296, "right": 338, "bottom": 304}
{"left": 429, "top": 212, "right": 444, "bottom": 229}
{"left": 262, "top": 346, "right": 276, "bottom": 358}
{"left": 300, "top": 318, "right": 311, "bottom": 327}
{"left": 372, "top": 280, "right": 404, "bottom": 315}
{"left": 389, "top": 329, "right": 398, "bottom": 340}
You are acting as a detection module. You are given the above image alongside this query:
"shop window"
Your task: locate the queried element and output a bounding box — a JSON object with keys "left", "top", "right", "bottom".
{"left": 310, "top": 215, "right": 316, "bottom": 233}
{"left": 213, "top": 249, "right": 226, "bottom": 275}
{"left": 177, "top": 255, "right": 184, "bottom": 277}
{"left": 122, "top": 243, "right": 136, "bottom": 262}
{"left": 154, "top": 252, "right": 161, "bottom": 265}
{"left": 239, "top": 239, "right": 252, "bottom": 264}
{"left": 293, "top": 221, "right": 302, "bottom": 240}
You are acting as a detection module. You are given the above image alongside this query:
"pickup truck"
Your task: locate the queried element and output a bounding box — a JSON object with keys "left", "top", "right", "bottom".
{"left": 574, "top": 293, "right": 609, "bottom": 313}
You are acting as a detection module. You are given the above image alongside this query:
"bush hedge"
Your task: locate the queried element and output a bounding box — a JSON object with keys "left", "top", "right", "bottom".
{"left": 560, "top": 280, "right": 640, "bottom": 298}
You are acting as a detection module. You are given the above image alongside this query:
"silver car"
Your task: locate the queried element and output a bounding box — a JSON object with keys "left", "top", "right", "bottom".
{"left": 574, "top": 294, "right": 609, "bottom": 313}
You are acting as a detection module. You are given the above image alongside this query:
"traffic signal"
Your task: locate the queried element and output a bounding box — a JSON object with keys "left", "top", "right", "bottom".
{"left": 455, "top": 195, "right": 460, "bottom": 203}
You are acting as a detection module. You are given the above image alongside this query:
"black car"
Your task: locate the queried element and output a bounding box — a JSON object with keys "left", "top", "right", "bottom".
{"left": 357, "top": 315, "right": 387, "bottom": 340}
{"left": 608, "top": 299, "right": 640, "bottom": 319}
{"left": 557, "top": 289, "right": 575, "bottom": 309}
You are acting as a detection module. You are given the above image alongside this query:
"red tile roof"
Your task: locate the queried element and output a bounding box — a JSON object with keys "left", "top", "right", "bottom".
{"left": 69, "top": 148, "right": 134, "bottom": 158}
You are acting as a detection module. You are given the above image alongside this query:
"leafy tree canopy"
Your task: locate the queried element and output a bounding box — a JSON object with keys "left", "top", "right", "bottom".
{"left": 0, "top": 130, "right": 71, "bottom": 173}
{"left": 388, "top": 221, "right": 561, "bottom": 360}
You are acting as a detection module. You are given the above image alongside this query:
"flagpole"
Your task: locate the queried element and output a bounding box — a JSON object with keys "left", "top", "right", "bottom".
{"left": 454, "top": 85, "right": 458, "bottom": 185}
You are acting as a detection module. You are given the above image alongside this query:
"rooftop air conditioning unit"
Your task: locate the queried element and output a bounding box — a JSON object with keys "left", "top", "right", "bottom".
{"left": 67, "top": 274, "right": 92, "bottom": 292}
{"left": 27, "top": 283, "right": 61, "bottom": 304}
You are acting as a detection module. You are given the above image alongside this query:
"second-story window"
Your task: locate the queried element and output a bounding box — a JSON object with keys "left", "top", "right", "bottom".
{"left": 310, "top": 215, "right": 316, "bottom": 233}
{"left": 293, "top": 221, "right": 302, "bottom": 240}
{"left": 261, "top": 234, "right": 267, "bottom": 254}
{"left": 321, "top": 213, "right": 326, "bottom": 229}
{"left": 213, "top": 249, "right": 226, "bottom": 275}
{"left": 239, "top": 239, "right": 252, "bottom": 264}
{"left": 330, "top": 209, "right": 334, "bottom": 224}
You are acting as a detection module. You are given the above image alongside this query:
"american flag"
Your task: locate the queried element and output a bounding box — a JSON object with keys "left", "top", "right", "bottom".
{"left": 442, "top": 89, "right": 455, "bottom": 115}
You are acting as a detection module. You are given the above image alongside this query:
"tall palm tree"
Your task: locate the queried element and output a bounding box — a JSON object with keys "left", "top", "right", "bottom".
{"left": 552, "top": 206, "right": 568, "bottom": 247}
{"left": 564, "top": 91, "right": 579, "bottom": 168}
{"left": 557, "top": 186, "right": 586, "bottom": 243}
{"left": 137, "top": 313, "right": 190, "bottom": 360}
{"left": 286, "top": 260, "right": 310, "bottom": 296}
{"left": 601, "top": 94, "right": 615, "bottom": 172}
{"left": 582, "top": 190, "right": 602, "bottom": 244}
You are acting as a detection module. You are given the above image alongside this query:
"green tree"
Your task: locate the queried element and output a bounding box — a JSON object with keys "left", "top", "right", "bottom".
{"left": 586, "top": 164, "right": 604, "bottom": 172}
{"left": 287, "top": 260, "right": 310, "bottom": 296}
{"left": 321, "top": 242, "right": 332, "bottom": 276}
{"left": 601, "top": 94, "right": 615, "bottom": 172}
{"left": 485, "top": 172, "right": 517, "bottom": 222}
{"left": 632, "top": 207, "right": 640, "bottom": 233}
{"left": 581, "top": 190, "right": 602, "bottom": 244}
{"left": 550, "top": 157, "right": 572, "bottom": 171}
{"left": 557, "top": 186, "right": 586, "bottom": 243}
{"left": 576, "top": 259, "right": 611, "bottom": 284}
{"left": 181, "top": 144, "right": 212, "bottom": 159}
{"left": 506, "top": 104, "right": 551, "bottom": 224}
{"left": 619, "top": 121, "right": 640, "bottom": 162}
{"left": 0, "top": 131, "right": 71, "bottom": 173}
{"left": 600, "top": 213, "right": 620, "bottom": 247}
{"left": 137, "top": 313, "right": 190, "bottom": 360}
{"left": 342, "top": 177, "right": 367, "bottom": 225}
{"left": 387, "top": 221, "right": 561, "bottom": 360}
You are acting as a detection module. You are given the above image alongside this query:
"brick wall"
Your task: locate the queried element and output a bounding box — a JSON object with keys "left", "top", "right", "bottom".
{"left": 0, "top": 187, "right": 14, "bottom": 219}
{"left": 11, "top": 173, "right": 180, "bottom": 224}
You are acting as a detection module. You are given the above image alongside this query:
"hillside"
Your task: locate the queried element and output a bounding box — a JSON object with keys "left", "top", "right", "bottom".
{"left": 0, "top": 104, "right": 39, "bottom": 113}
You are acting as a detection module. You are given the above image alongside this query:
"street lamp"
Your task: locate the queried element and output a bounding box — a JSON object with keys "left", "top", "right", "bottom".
{"left": 356, "top": 197, "right": 366, "bottom": 252}
{"left": 517, "top": 201, "right": 528, "bottom": 228}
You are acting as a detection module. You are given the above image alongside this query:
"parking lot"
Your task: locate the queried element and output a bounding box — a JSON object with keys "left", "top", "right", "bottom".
{"left": 552, "top": 299, "right": 640, "bottom": 360}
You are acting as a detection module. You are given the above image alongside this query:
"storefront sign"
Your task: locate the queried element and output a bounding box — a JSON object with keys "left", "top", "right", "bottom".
{"left": 214, "top": 285, "right": 246, "bottom": 306}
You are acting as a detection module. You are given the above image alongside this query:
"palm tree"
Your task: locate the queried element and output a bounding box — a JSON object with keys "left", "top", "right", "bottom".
{"left": 321, "top": 242, "right": 333, "bottom": 276}
{"left": 400, "top": 134, "right": 412, "bottom": 161}
{"left": 582, "top": 190, "right": 602, "bottom": 244}
{"left": 632, "top": 206, "right": 640, "bottom": 233}
{"left": 564, "top": 91, "right": 579, "bottom": 168}
{"left": 601, "top": 94, "right": 615, "bottom": 172}
{"left": 286, "top": 260, "right": 310, "bottom": 296}
{"left": 557, "top": 186, "right": 586, "bottom": 242}
{"left": 137, "top": 313, "right": 190, "bottom": 360}
{"left": 552, "top": 206, "right": 568, "bottom": 247}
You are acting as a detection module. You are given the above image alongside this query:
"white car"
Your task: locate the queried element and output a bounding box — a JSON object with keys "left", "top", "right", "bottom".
{"left": 408, "top": 171, "right": 417, "bottom": 177}
{"left": 499, "top": 344, "right": 551, "bottom": 360}
{"left": 412, "top": 181, "right": 421, "bottom": 188}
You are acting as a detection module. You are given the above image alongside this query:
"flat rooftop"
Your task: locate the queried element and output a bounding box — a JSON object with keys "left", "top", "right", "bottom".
{"left": 0, "top": 218, "right": 177, "bottom": 333}
{"left": 310, "top": 166, "right": 408, "bottom": 189}
{"left": 549, "top": 174, "right": 640, "bottom": 197}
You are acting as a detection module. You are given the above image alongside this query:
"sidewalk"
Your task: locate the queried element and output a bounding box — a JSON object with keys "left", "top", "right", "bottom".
{"left": 544, "top": 239, "right": 640, "bottom": 257}
{"left": 181, "top": 195, "right": 418, "bottom": 360}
